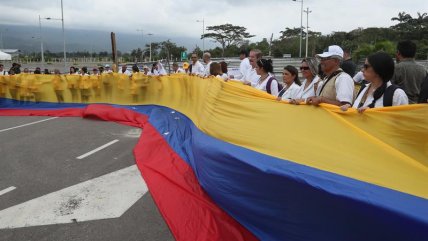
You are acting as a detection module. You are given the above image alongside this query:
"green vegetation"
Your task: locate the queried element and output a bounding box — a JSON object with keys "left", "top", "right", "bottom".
{"left": 19, "top": 12, "right": 427, "bottom": 63}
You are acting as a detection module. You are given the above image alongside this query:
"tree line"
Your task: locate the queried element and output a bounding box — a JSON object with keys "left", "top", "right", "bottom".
{"left": 19, "top": 12, "right": 428, "bottom": 63}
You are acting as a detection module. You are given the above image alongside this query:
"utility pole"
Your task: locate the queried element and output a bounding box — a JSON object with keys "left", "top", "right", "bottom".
{"left": 38, "top": 15, "right": 45, "bottom": 70}
{"left": 292, "top": 0, "right": 304, "bottom": 58}
{"left": 61, "top": 0, "right": 66, "bottom": 73}
{"left": 111, "top": 32, "right": 117, "bottom": 72}
{"left": 196, "top": 18, "right": 205, "bottom": 51}
{"left": 304, "top": 7, "right": 312, "bottom": 58}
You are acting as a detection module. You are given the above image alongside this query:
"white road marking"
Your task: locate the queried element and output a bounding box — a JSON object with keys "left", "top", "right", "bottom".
{"left": 0, "top": 186, "right": 16, "bottom": 196}
{"left": 76, "top": 139, "right": 119, "bottom": 159}
{"left": 0, "top": 165, "right": 148, "bottom": 229}
{"left": 0, "top": 117, "right": 58, "bottom": 133}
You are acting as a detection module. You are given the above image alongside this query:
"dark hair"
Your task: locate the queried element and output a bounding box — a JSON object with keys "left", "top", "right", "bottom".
{"left": 318, "top": 63, "right": 325, "bottom": 79}
{"left": 367, "top": 51, "right": 395, "bottom": 108}
{"left": 132, "top": 65, "right": 139, "bottom": 73}
{"left": 151, "top": 63, "right": 157, "bottom": 74}
{"left": 397, "top": 40, "right": 416, "bottom": 58}
{"left": 368, "top": 51, "right": 395, "bottom": 82}
{"left": 220, "top": 61, "right": 228, "bottom": 74}
{"left": 81, "top": 67, "right": 88, "bottom": 74}
{"left": 209, "top": 62, "right": 222, "bottom": 76}
{"left": 256, "top": 58, "right": 273, "bottom": 73}
{"left": 239, "top": 49, "right": 249, "bottom": 57}
{"left": 284, "top": 65, "right": 301, "bottom": 85}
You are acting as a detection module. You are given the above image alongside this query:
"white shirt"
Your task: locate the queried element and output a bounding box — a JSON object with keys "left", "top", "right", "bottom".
{"left": 190, "top": 61, "right": 205, "bottom": 76}
{"left": 120, "top": 69, "right": 132, "bottom": 76}
{"left": 237, "top": 58, "right": 251, "bottom": 80}
{"left": 255, "top": 74, "right": 279, "bottom": 96}
{"left": 352, "top": 81, "right": 408, "bottom": 108}
{"left": 173, "top": 68, "right": 185, "bottom": 73}
{"left": 242, "top": 67, "right": 261, "bottom": 87}
{"left": 0, "top": 68, "right": 8, "bottom": 75}
{"left": 204, "top": 61, "right": 212, "bottom": 76}
{"left": 280, "top": 82, "right": 301, "bottom": 100}
{"left": 318, "top": 72, "right": 354, "bottom": 103}
{"left": 216, "top": 73, "right": 229, "bottom": 81}
{"left": 294, "top": 76, "right": 320, "bottom": 100}
{"left": 353, "top": 71, "right": 364, "bottom": 84}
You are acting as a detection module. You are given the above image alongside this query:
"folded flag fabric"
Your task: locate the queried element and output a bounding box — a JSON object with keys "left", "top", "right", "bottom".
{"left": 1, "top": 74, "right": 427, "bottom": 241}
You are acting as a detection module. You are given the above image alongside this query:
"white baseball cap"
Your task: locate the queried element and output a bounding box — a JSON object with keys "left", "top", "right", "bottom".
{"left": 105, "top": 64, "right": 110, "bottom": 68}
{"left": 317, "top": 45, "right": 344, "bottom": 59}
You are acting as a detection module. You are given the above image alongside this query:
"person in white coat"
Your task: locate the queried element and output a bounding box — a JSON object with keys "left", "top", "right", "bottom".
{"left": 120, "top": 65, "right": 132, "bottom": 76}
{"left": 242, "top": 49, "right": 262, "bottom": 86}
{"left": 290, "top": 58, "right": 321, "bottom": 104}
{"left": 0, "top": 64, "right": 8, "bottom": 75}
{"left": 341, "top": 51, "right": 408, "bottom": 112}
{"left": 254, "top": 59, "right": 279, "bottom": 96}
{"left": 190, "top": 53, "right": 205, "bottom": 76}
{"left": 202, "top": 52, "right": 213, "bottom": 76}
{"left": 278, "top": 65, "right": 301, "bottom": 100}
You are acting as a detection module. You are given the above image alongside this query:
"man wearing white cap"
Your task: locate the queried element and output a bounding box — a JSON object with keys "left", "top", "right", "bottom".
{"left": 307, "top": 45, "right": 354, "bottom": 106}
{"left": 104, "top": 64, "right": 113, "bottom": 73}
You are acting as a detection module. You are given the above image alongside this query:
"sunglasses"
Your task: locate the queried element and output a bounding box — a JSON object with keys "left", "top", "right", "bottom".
{"left": 363, "top": 64, "right": 371, "bottom": 70}
{"left": 300, "top": 66, "right": 310, "bottom": 70}
{"left": 320, "top": 57, "right": 334, "bottom": 61}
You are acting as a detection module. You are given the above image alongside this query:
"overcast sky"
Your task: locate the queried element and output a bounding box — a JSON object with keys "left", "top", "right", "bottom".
{"left": 1, "top": 0, "right": 427, "bottom": 45}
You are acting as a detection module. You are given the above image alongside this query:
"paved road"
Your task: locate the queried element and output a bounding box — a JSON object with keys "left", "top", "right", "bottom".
{"left": 0, "top": 116, "right": 174, "bottom": 241}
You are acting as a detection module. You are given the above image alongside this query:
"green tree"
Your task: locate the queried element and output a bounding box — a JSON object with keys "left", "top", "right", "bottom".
{"left": 158, "top": 40, "right": 187, "bottom": 61}
{"left": 202, "top": 24, "right": 254, "bottom": 57}
{"left": 279, "top": 27, "right": 301, "bottom": 40}
{"left": 391, "top": 11, "right": 428, "bottom": 40}
{"left": 254, "top": 38, "right": 270, "bottom": 56}
{"left": 131, "top": 48, "right": 143, "bottom": 62}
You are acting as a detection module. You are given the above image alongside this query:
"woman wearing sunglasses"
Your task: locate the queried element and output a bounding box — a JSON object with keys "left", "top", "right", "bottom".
{"left": 290, "top": 58, "right": 320, "bottom": 104}
{"left": 341, "top": 51, "right": 408, "bottom": 112}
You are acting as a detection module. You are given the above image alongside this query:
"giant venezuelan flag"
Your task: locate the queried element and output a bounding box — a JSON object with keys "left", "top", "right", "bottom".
{"left": 0, "top": 73, "right": 427, "bottom": 241}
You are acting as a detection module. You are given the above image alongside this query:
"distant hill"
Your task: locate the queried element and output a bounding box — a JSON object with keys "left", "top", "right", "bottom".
{"left": 0, "top": 24, "right": 211, "bottom": 54}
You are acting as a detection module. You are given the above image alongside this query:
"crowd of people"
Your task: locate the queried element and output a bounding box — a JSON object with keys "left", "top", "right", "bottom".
{"left": 1, "top": 40, "right": 427, "bottom": 108}
{"left": 228, "top": 40, "right": 427, "bottom": 111}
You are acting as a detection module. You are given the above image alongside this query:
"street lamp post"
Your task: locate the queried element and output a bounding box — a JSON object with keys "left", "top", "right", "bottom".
{"left": 196, "top": 18, "right": 205, "bottom": 51}
{"left": 60, "top": 0, "right": 66, "bottom": 73}
{"left": 292, "top": 0, "right": 303, "bottom": 58}
{"left": 40, "top": 0, "right": 66, "bottom": 73}
{"left": 304, "top": 7, "right": 312, "bottom": 57}
{"left": 38, "top": 15, "right": 45, "bottom": 69}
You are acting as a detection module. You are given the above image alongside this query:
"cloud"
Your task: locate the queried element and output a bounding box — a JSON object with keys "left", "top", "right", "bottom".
{"left": 0, "top": 0, "right": 426, "bottom": 44}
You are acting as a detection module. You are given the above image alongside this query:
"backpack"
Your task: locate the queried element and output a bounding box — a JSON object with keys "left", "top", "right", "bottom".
{"left": 356, "top": 83, "right": 399, "bottom": 107}
{"left": 266, "top": 76, "right": 283, "bottom": 95}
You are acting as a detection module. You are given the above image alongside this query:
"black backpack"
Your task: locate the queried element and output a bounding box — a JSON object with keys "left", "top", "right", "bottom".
{"left": 266, "top": 76, "right": 283, "bottom": 95}
{"left": 356, "top": 83, "right": 399, "bottom": 107}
